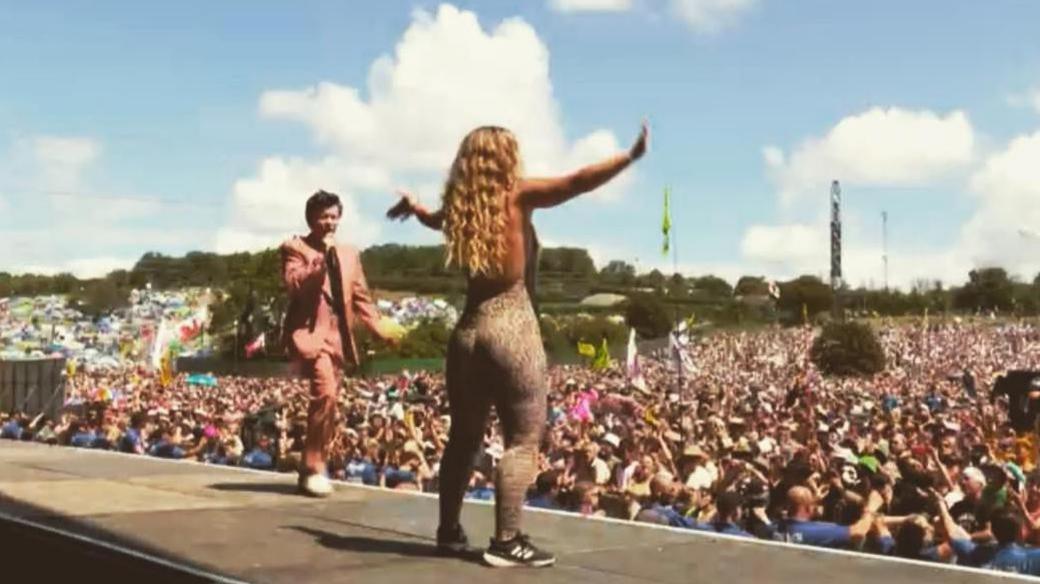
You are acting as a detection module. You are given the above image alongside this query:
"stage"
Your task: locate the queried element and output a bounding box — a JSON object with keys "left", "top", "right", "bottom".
{"left": 0, "top": 441, "right": 1024, "bottom": 583}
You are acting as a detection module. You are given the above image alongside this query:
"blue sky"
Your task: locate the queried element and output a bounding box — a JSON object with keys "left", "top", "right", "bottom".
{"left": 2, "top": 1, "right": 1040, "bottom": 288}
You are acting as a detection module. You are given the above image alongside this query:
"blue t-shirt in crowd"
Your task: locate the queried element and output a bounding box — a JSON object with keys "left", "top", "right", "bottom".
{"left": 70, "top": 431, "right": 97, "bottom": 448}
{"left": 527, "top": 494, "right": 560, "bottom": 510}
{"left": 345, "top": 460, "right": 378, "bottom": 485}
{"left": 241, "top": 448, "right": 273, "bottom": 469}
{"left": 692, "top": 521, "right": 754, "bottom": 538}
{"left": 383, "top": 467, "right": 416, "bottom": 488}
{"left": 120, "top": 428, "right": 144, "bottom": 453}
{"left": 466, "top": 487, "right": 495, "bottom": 501}
{"left": 982, "top": 544, "right": 1040, "bottom": 575}
{"left": 645, "top": 503, "right": 697, "bottom": 529}
{"left": 925, "top": 394, "right": 944, "bottom": 413}
{"left": 1, "top": 421, "right": 23, "bottom": 440}
{"left": 771, "top": 519, "right": 851, "bottom": 549}
{"left": 150, "top": 440, "right": 186, "bottom": 459}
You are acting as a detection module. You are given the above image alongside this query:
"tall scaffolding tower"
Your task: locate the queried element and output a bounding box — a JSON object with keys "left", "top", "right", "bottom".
{"left": 830, "top": 180, "right": 843, "bottom": 318}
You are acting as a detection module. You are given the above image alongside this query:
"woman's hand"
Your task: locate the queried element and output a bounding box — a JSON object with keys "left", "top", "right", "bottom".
{"left": 387, "top": 190, "right": 418, "bottom": 221}
{"left": 629, "top": 119, "right": 650, "bottom": 161}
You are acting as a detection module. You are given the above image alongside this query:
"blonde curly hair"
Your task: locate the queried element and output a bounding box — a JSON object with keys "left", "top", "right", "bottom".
{"left": 442, "top": 126, "right": 521, "bottom": 277}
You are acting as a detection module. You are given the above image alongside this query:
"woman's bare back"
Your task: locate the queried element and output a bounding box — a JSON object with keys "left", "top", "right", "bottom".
{"left": 464, "top": 188, "right": 536, "bottom": 300}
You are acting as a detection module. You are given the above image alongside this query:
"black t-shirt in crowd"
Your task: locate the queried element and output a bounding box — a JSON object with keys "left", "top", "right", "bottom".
{"left": 949, "top": 498, "right": 982, "bottom": 533}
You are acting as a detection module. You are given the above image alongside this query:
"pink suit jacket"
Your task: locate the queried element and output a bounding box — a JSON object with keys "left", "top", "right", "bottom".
{"left": 280, "top": 236, "right": 383, "bottom": 367}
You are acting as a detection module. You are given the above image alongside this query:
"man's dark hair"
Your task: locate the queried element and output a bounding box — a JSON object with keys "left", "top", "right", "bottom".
{"left": 535, "top": 469, "right": 561, "bottom": 495}
{"left": 305, "top": 190, "right": 343, "bottom": 226}
{"left": 894, "top": 520, "right": 927, "bottom": 559}
{"left": 130, "top": 411, "right": 148, "bottom": 429}
{"left": 716, "top": 491, "right": 744, "bottom": 520}
{"left": 991, "top": 510, "right": 1022, "bottom": 546}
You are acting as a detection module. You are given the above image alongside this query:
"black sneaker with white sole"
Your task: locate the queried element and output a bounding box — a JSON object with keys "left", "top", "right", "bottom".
{"left": 482, "top": 533, "right": 556, "bottom": 568}
{"left": 436, "top": 524, "right": 471, "bottom": 557}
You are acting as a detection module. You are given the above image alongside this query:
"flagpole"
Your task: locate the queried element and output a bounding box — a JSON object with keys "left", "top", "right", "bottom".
{"left": 672, "top": 190, "right": 678, "bottom": 277}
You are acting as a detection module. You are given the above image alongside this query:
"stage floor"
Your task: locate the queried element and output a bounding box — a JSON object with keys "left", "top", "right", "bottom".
{"left": 0, "top": 441, "right": 1023, "bottom": 583}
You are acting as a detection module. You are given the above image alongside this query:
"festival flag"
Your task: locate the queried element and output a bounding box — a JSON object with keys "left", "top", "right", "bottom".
{"left": 668, "top": 320, "right": 695, "bottom": 376}
{"left": 768, "top": 281, "right": 781, "bottom": 301}
{"left": 159, "top": 350, "right": 174, "bottom": 388}
{"left": 577, "top": 341, "right": 596, "bottom": 358}
{"left": 244, "top": 332, "right": 266, "bottom": 359}
{"left": 178, "top": 318, "right": 202, "bottom": 344}
{"left": 591, "top": 338, "right": 613, "bottom": 370}
{"left": 150, "top": 320, "right": 171, "bottom": 370}
{"left": 802, "top": 303, "right": 809, "bottom": 326}
{"left": 643, "top": 404, "right": 659, "bottom": 427}
{"left": 626, "top": 328, "right": 647, "bottom": 392}
{"left": 661, "top": 187, "right": 672, "bottom": 256}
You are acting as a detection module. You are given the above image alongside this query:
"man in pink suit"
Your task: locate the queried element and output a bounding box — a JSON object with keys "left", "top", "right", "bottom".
{"left": 281, "top": 190, "right": 396, "bottom": 497}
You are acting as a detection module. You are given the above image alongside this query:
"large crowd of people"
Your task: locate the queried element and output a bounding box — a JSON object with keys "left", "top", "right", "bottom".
{"left": 6, "top": 319, "right": 1040, "bottom": 574}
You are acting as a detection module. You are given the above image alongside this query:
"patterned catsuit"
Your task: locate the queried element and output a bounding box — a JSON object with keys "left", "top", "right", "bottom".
{"left": 438, "top": 230, "right": 546, "bottom": 540}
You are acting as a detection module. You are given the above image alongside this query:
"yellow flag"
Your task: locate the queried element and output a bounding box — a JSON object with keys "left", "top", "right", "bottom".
{"left": 592, "top": 338, "right": 612, "bottom": 370}
{"left": 377, "top": 316, "right": 407, "bottom": 341}
{"left": 644, "top": 405, "right": 659, "bottom": 427}
{"left": 159, "top": 351, "right": 173, "bottom": 388}
{"left": 577, "top": 341, "right": 596, "bottom": 358}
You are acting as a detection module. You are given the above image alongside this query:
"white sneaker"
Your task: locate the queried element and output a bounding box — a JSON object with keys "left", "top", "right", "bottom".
{"left": 299, "top": 473, "right": 333, "bottom": 497}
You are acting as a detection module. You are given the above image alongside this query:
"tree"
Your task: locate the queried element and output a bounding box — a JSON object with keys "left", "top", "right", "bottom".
{"left": 953, "top": 267, "right": 1014, "bottom": 312}
{"left": 691, "top": 275, "right": 733, "bottom": 298}
{"left": 71, "top": 279, "right": 128, "bottom": 316}
{"left": 735, "top": 276, "right": 768, "bottom": 297}
{"left": 600, "top": 260, "right": 636, "bottom": 286}
{"left": 667, "top": 273, "right": 688, "bottom": 298}
{"left": 778, "top": 276, "right": 833, "bottom": 321}
{"left": 539, "top": 247, "right": 596, "bottom": 278}
{"left": 810, "top": 321, "right": 886, "bottom": 377}
{"left": 640, "top": 269, "right": 666, "bottom": 291}
{"left": 624, "top": 292, "right": 672, "bottom": 339}
{"left": 395, "top": 319, "right": 452, "bottom": 359}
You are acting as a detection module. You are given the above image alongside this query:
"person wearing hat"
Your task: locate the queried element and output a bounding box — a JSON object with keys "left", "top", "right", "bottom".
{"left": 681, "top": 445, "right": 717, "bottom": 491}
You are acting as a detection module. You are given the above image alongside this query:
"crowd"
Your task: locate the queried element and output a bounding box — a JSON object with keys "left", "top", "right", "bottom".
{"left": 6, "top": 319, "right": 1040, "bottom": 574}
{"left": 0, "top": 289, "right": 210, "bottom": 367}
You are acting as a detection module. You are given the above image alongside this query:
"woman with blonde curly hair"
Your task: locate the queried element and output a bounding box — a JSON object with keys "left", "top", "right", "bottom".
{"left": 388, "top": 121, "right": 648, "bottom": 567}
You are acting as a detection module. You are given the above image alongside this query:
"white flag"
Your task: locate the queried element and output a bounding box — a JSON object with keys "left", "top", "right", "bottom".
{"left": 150, "top": 320, "right": 170, "bottom": 370}
{"left": 669, "top": 321, "right": 695, "bottom": 376}
{"left": 768, "top": 280, "right": 781, "bottom": 300}
{"left": 626, "top": 328, "right": 647, "bottom": 392}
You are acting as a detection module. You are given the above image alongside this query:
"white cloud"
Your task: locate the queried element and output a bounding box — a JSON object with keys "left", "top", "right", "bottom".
{"left": 741, "top": 222, "right": 821, "bottom": 265}
{"left": 671, "top": 0, "right": 758, "bottom": 34}
{"left": 959, "top": 131, "right": 1040, "bottom": 278}
{"left": 548, "top": 0, "right": 633, "bottom": 12}
{"left": 739, "top": 220, "right": 968, "bottom": 289}
{"left": 30, "top": 136, "right": 101, "bottom": 192}
{"left": 66, "top": 257, "right": 139, "bottom": 279}
{"left": 766, "top": 107, "right": 975, "bottom": 206}
{"left": 224, "top": 4, "right": 634, "bottom": 253}
{"left": 215, "top": 156, "right": 381, "bottom": 253}
{"left": 0, "top": 134, "right": 182, "bottom": 277}
{"left": 1006, "top": 89, "right": 1040, "bottom": 114}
